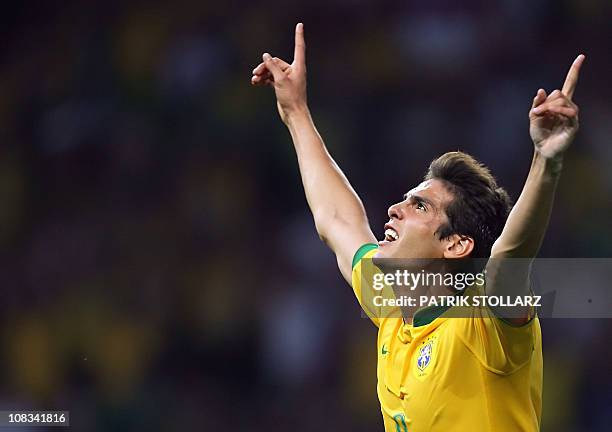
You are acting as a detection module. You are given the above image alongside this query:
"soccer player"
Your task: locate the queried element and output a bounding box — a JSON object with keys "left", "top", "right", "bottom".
{"left": 251, "top": 23, "right": 583, "bottom": 431}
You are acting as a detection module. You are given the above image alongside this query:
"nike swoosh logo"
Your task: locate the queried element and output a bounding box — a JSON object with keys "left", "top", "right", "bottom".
{"left": 382, "top": 345, "right": 389, "bottom": 355}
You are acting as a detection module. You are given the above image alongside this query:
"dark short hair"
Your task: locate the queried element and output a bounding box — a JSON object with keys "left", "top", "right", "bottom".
{"left": 425, "top": 151, "right": 512, "bottom": 258}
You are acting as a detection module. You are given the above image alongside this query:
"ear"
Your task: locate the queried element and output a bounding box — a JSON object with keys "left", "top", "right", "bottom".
{"left": 442, "top": 234, "right": 474, "bottom": 259}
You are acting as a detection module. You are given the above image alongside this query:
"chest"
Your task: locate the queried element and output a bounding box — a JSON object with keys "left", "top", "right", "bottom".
{"left": 377, "top": 319, "right": 478, "bottom": 399}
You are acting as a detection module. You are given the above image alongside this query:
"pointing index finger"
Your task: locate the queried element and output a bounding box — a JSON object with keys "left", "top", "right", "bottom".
{"left": 561, "top": 54, "right": 585, "bottom": 100}
{"left": 294, "top": 23, "right": 306, "bottom": 69}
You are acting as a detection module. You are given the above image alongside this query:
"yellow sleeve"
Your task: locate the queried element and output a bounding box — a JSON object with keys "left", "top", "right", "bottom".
{"left": 453, "top": 287, "right": 539, "bottom": 374}
{"left": 351, "top": 244, "right": 381, "bottom": 328}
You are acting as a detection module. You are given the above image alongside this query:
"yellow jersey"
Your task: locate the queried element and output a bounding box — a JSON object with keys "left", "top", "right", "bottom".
{"left": 351, "top": 244, "right": 543, "bottom": 432}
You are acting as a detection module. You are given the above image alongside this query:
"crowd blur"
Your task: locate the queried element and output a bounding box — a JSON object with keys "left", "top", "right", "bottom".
{"left": 1, "top": 1, "right": 611, "bottom": 430}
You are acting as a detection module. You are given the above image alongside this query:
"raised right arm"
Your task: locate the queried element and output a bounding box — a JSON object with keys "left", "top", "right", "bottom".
{"left": 251, "top": 23, "right": 376, "bottom": 282}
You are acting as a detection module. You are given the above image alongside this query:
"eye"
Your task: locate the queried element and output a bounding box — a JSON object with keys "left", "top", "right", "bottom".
{"left": 416, "top": 201, "right": 427, "bottom": 211}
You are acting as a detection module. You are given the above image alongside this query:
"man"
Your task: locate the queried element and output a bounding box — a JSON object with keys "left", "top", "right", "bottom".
{"left": 251, "top": 23, "right": 583, "bottom": 431}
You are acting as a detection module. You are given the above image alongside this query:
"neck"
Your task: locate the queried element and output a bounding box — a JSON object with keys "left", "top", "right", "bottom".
{"left": 392, "top": 271, "right": 458, "bottom": 325}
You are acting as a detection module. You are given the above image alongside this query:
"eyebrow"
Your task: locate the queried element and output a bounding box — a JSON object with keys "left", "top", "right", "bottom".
{"left": 404, "top": 192, "right": 436, "bottom": 210}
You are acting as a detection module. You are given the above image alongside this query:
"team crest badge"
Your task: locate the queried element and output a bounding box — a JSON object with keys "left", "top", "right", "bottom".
{"left": 417, "top": 341, "right": 433, "bottom": 371}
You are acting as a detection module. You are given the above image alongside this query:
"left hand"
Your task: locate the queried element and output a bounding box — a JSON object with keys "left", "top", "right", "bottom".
{"left": 529, "top": 54, "right": 585, "bottom": 160}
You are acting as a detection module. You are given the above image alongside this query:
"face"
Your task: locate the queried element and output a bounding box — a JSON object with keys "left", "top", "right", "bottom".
{"left": 376, "top": 179, "right": 455, "bottom": 259}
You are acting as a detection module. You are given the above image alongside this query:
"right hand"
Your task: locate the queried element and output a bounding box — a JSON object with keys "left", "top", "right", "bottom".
{"left": 251, "top": 23, "right": 307, "bottom": 124}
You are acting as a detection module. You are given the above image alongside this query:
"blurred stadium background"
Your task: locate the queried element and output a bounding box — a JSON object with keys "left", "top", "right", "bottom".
{"left": 1, "top": 1, "right": 611, "bottom": 430}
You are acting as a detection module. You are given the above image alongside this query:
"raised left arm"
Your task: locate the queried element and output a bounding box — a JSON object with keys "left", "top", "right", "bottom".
{"left": 486, "top": 55, "right": 585, "bottom": 323}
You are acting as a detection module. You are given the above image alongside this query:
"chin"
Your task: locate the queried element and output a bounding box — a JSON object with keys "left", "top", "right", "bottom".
{"left": 375, "top": 240, "right": 393, "bottom": 257}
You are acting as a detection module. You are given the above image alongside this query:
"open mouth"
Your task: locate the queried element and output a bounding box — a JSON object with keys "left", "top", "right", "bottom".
{"left": 384, "top": 227, "right": 399, "bottom": 242}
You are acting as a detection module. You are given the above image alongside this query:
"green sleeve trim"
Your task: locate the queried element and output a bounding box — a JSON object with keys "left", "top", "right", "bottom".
{"left": 493, "top": 309, "right": 537, "bottom": 328}
{"left": 484, "top": 281, "right": 537, "bottom": 327}
{"left": 352, "top": 243, "right": 379, "bottom": 269}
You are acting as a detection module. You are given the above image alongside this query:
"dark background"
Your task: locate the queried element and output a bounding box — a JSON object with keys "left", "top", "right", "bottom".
{"left": 1, "top": 1, "right": 611, "bottom": 430}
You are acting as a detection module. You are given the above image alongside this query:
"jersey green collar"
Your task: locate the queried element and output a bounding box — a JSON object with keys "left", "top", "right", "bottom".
{"left": 412, "top": 304, "right": 452, "bottom": 327}
{"left": 412, "top": 289, "right": 465, "bottom": 327}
